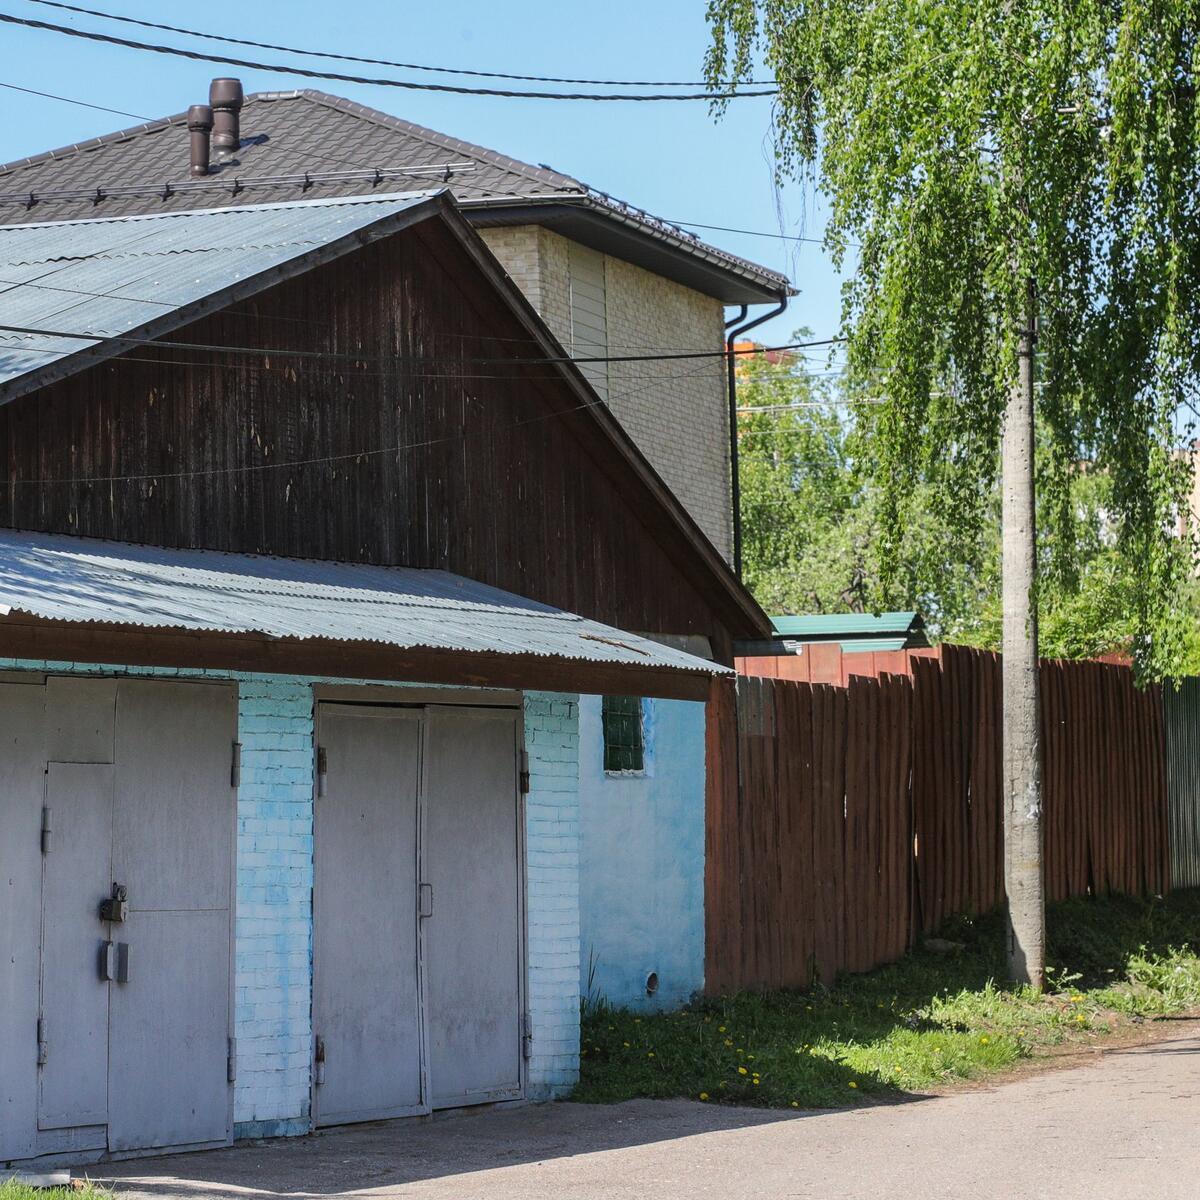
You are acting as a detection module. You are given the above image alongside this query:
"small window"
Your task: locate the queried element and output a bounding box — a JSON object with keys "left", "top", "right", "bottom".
{"left": 602, "top": 695, "right": 644, "bottom": 773}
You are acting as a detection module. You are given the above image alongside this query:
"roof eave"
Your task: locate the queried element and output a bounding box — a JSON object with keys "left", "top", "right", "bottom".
{"left": 0, "top": 191, "right": 445, "bottom": 407}
{"left": 464, "top": 194, "right": 794, "bottom": 304}
{"left": 426, "top": 198, "right": 773, "bottom": 639}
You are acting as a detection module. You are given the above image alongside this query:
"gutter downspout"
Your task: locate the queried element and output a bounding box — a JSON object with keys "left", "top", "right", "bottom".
{"left": 726, "top": 298, "right": 788, "bottom": 579}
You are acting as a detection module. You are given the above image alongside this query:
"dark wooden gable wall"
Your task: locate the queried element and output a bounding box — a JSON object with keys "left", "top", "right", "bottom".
{"left": 0, "top": 217, "right": 748, "bottom": 654}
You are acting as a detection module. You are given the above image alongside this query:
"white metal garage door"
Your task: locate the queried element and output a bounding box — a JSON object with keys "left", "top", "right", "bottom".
{"left": 312, "top": 702, "right": 524, "bottom": 1126}
{"left": 0, "top": 676, "right": 236, "bottom": 1164}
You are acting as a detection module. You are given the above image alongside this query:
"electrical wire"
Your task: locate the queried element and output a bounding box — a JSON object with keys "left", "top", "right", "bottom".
{"left": 6, "top": 351, "right": 723, "bottom": 488}
{"left": 26, "top": 0, "right": 779, "bottom": 89}
{"left": 665, "top": 219, "right": 831, "bottom": 246}
{"left": 0, "top": 78, "right": 150, "bottom": 119}
{"left": 0, "top": 322, "right": 845, "bottom": 367}
{"left": 0, "top": 11, "right": 777, "bottom": 102}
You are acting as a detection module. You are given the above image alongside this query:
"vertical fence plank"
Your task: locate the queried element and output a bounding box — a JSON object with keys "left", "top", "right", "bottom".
{"left": 709, "top": 648, "right": 1176, "bottom": 998}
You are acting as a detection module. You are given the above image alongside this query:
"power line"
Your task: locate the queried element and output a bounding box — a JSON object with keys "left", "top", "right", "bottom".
{"left": 0, "top": 78, "right": 149, "bottom": 119}
{"left": 0, "top": 323, "right": 844, "bottom": 368}
{"left": 0, "top": 11, "right": 777, "bottom": 102}
{"left": 666, "top": 219, "right": 830, "bottom": 246}
{"left": 0, "top": 267, "right": 804, "bottom": 357}
{"left": 27, "top": 0, "right": 779, "bottom": 89}
{"left": 6, "top": 352, "right": 722, "bottom": 488}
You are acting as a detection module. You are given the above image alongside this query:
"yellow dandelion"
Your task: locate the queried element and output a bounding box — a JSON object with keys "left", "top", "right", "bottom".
{"left": 848, "top": 1081, "right": 858, "bottom": 1089}
{"left": 647, "top": 1051, "right": 655, "bottom": 1058}
{"left": 699, "top": 1092, "right": 709, "bottom": 1101}
{"left": 752, "top": 1079, "right": 760, "bottom": 1086}
{"left": 747, "top": 1054, "right": 755, "bottom": 1061}
{"left": 718, "top": 1025, "right": 726, "bottom": 1032}
{"left": 1076, "top": 1014, "right": 1086, "bottom": 1024}
{"left": 738, "top": 1066, "right": 748, "bottom": 1076}
{"left": 791, "top": 1101, "right": 799, "bottom": 1108}
{"left": 980, "top": 1036, "right": 990, "bottom": 1045}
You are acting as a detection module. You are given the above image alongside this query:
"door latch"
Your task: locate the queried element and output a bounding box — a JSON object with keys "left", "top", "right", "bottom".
{"left": 99, "top": 883, "right": 128, "bottom": 924}
{"left": 418, "top": 882, "right": 433, "bottom": 919}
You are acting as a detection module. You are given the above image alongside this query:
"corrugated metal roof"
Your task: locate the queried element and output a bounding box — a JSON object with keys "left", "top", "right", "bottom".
{"left": 0, "top": 529, "right": 723, "bottom": 675}
{"left": 770, "top": 611, "right": 927, "bottom": 650}
{"left": 0, "top": 191, "right": 439, "bottom": 393}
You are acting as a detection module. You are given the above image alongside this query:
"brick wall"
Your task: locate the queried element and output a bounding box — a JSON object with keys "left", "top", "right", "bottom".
{"left": 0, "top": 660, "right": 584, "bottom": 1127}
{"left": 522, "top": 690, "right": 582, "bottom": 1097}
{"left": 479, "top": 225, "right": 732, "bottom": 561}
{"left": 231, "top": 677, "right": 314, "bottom": 1137}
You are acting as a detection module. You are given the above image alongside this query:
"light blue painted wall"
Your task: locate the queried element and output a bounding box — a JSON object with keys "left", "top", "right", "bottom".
{"left": 0, "top": 659, "right": 583, "bottom": 1133}
{"left": 578, "top": 695, "right": 706, "bottom": 1011}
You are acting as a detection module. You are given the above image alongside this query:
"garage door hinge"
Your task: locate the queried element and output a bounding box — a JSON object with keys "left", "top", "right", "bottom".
{"left": 37, "top": 1017, "right": 47, "bottom": 1066}
{"left": 40, "top": 806, "right": 52, "bottom": 854}
{"left": 230, "top": 742, "right": 242, "bottom": 789}
{"left": 316, "top": 746, "right": 328, "bottom": 798}
{"left": 519, "top": 749, "right": 530, "bottom": 795}
{"left": 522, "top": 1012, "right": 533, "bottom": 1060}
{"left": 227, "top": 1037, "right": 237, "bottom": 1083}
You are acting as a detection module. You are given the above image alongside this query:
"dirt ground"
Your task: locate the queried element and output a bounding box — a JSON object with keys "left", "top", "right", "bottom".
{"left": 92, "top": 1021, "right": 1200, "bottom": 1200}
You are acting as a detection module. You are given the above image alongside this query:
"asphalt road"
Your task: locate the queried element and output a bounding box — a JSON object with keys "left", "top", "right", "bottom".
{"left": 96, "top": 1023, "right": 1200, "bottom": 1200}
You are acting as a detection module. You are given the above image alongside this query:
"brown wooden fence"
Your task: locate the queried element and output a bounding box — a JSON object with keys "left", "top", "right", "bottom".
{"left": 706, "top": 645, "right": 1171, "bottom": 995}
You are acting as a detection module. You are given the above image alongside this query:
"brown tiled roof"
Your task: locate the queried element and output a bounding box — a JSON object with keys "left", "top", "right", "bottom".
{"left": 0, "top": 89, "right": 791, "bottom": 301}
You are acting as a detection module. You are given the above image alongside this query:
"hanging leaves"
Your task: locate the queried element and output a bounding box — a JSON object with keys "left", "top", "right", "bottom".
{"left": 707, "top": 0, "right": 1200, "bottom": 679}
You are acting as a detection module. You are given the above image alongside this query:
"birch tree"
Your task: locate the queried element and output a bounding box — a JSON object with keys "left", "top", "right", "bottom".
{"left": 707, "top": 1, "right": 1200, "bottom": 986}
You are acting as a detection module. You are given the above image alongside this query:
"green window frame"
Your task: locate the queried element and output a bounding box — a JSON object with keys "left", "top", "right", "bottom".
{"left": 602, "top": 695, "right": 644, "bottom": 773}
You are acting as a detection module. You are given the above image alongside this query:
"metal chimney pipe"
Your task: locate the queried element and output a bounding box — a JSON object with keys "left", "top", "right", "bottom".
{"left": 187, "top": 104, "right": 213, "bottom": 177}
{"left": 209, "top": 78, "right": 243, "bottom": 154}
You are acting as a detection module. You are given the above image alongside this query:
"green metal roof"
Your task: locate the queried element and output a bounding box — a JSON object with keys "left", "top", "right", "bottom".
{"left": 770, "top": 611, "right": 927, "bottom": 651}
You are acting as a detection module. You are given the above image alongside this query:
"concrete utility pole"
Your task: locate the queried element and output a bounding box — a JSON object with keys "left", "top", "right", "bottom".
{"left": 1000, "top": 295, "right": 1046, "bottom": 989}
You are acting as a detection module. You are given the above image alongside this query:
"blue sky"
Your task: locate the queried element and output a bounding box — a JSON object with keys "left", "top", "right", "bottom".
{"left": 0, "top": 0, "right": 845, "bottom": 356}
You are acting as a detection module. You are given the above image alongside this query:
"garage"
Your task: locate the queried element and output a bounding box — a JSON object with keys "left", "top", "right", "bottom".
{"left": 312, "top": 701, "right": 524, "bottom": 1124}
{"left": 0, "top": 674, "right": 237, "bottom": 1164}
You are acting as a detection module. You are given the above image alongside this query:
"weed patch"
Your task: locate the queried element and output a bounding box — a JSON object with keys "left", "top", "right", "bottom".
{"left": 575, "top": 889, "right": 1200, "bottom": 1108}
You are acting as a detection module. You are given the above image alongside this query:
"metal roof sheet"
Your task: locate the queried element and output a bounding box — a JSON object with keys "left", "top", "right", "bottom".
{"left": 0, "top": 191, "right": 438, "bottom": 393}
{"left": 0, "top": 529, "right": 723, "bottom": 675}
{"left": 771, "top": 612, "right": 923, "bottom": 638}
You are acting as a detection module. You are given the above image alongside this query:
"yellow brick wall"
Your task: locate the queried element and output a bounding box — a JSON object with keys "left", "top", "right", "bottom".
{"left": 479, "top": 225, "right": 732, "bottom": 563}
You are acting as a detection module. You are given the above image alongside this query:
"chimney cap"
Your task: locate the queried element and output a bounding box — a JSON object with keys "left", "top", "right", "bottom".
{"left": 209, "top": 78, "right": 244, "bottom": 110}
{"left": 187, "top": 103, "right": 213, "bottom": 131}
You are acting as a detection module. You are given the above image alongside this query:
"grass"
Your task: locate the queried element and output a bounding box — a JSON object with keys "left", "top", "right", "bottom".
{"left": 574, "top": 889, "right": 1200, "bottom": 1109}
{"left": 0, "top": 1185, "right": 99, "bottom": 1200}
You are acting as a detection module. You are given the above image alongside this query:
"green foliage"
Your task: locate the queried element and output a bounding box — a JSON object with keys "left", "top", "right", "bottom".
{"left": 740, "top": 348, "right": 1200, "bottom": 662}
{"left": 574, "top": 889, "right": 1200, "bottom": 1108}
{"left": 708, "top": 0, "right": 1200, "bottom": 680}
{"left": 0, "top": 1185, "right": 96, "bottom": 1200}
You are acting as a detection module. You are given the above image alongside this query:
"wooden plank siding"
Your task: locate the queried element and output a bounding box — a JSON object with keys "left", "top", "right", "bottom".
{"left": 708, "top": 645, "right": 1174, "bottom": 994}
{"left": 0, "top": 217, "right": 760, "bottom": 656}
